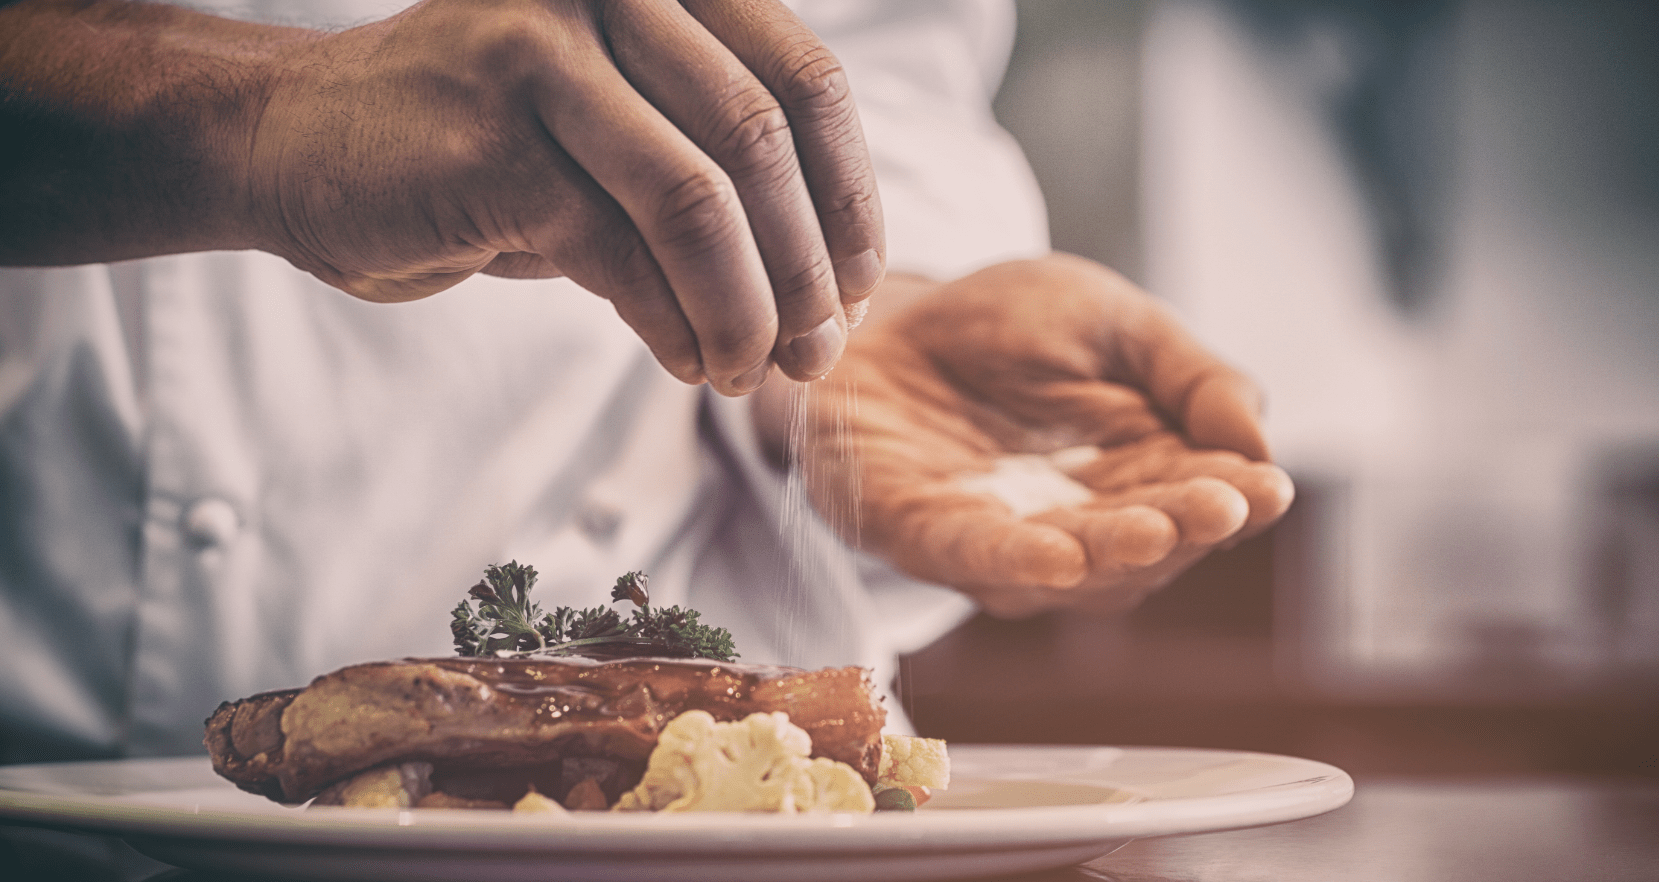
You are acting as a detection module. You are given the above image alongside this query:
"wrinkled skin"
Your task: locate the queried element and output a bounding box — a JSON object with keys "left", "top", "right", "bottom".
{"left": 0, "top": 0, "right": 885, "bottom": 392}
{"left": 248, "top": 0, "right": 883, "bottom": 392}
{"left": 781, "top": 254, "right": 1295, "bottom": 618}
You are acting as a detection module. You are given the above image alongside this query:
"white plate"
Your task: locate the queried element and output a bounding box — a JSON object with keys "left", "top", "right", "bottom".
{"left": 0, "top": 745, "right": 1352, "bottom": 881}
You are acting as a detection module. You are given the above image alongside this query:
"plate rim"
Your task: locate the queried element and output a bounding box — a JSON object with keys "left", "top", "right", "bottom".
{"left": 0, "top": 744, "right": 1355, "bottom": 851}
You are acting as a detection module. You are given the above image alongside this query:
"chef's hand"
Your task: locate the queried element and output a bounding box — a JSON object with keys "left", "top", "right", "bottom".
{"left": 0, "top": 0, "right": 882, "bottom": 393}
{"left": 782, "top": 254, "right": 1294, "bottom": 617}
{"left": 254, "top": 0, "right": 881, "bottom": 392}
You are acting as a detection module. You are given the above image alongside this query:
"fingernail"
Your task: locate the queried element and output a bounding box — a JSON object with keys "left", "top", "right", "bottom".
{"left": 731, "top": 361, "right": 772, "bottom": 395}
{"left": 788, "top": 314, "right": 846, "bottom": 378}
{"left": 834, "top": 249, "right": 884, "bottom": 298}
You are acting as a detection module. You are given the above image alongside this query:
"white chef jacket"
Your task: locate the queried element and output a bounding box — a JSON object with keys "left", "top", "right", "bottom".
{"left": 0, "top": 0, "right": 1048, "bottom": 762}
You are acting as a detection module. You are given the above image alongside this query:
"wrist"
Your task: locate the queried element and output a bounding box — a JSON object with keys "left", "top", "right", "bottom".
{"left": 131, "top": 8, "right": 319, "bottom": 257}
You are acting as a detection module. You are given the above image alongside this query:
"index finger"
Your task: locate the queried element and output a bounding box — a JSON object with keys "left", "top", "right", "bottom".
{"left": 867, "top": 485, "right": 1088, "bottom": 592}
{"left": 680, "top": 0, "right": 887, "bottom": 307}
{"left": 532, "top": 44, "right": 777, "bottom": 395}
{"left": 603, "top": 0, "right": 847, "bottom": 381}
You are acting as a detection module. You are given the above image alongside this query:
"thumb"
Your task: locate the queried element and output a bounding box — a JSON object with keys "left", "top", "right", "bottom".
{"left": 989, "top": 379, "right": 1169, "bottom": 450}
{"left": 332, "top": 265, "right": 489, "bottom": 304}
{"left": 1181, "top": 368, "right": 1271, "bottom": 461}
{"left": 1119, "top": 299, "right": 1272, "bottom": 461}
{"left": 481, "top": 251, "right": 564, "bottom": 280}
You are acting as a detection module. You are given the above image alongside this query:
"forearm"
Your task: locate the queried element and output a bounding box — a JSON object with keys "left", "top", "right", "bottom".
{"left": 0, "top": 0, "right": 311, "bottom": 265}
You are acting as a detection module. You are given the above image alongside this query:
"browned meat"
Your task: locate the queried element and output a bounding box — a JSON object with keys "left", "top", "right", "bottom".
{"left": 204, "top": 656, "right": 885, "bottom": 804}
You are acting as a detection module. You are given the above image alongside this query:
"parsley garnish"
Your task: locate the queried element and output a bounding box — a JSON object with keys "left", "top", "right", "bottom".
{"left": 450, "top": 562, "right": 738, "bottom": 662}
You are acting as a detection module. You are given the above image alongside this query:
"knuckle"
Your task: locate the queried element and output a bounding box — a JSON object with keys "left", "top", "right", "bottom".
{"left": 769, "top": 41, "right": 853, "bottom": 115}
{"left": 456, "top": 14, "right": 546, "bottom": 79}
{"left": 814, "top": 183, "right": 881, "bottom": 227}
{"left": 580, "top": 242, "right": 703, "bottom": 379}
{"left": 771, "top": 259, "right": 837, "bottom": 316}
{"left": 649, "top": 171, "right": 745, "bottom": 256}
{"left": 706, "top": 92, "right": 796, "bottom": 177}
{"left": 592, "top": 233, "right": 661, "bottom": 297}
{"left": 642, "top": 327, "right": 703, "bottom": 380}
{"left": 699, "top": 316, "right": 772, "bottom": 366}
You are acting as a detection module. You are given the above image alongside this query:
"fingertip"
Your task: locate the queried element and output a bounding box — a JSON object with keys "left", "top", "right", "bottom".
{"left": 718, "top": 361, "right": 774, "bottom": 397}
{"left": 667, "top": 363, "right": 708, "bottom": 386}
{"left": 777, "top": 312, "right": 846, "bottom": 380}
{"left": 1263, "top": 464, "right": 1295, "bottom": 512}
{"left": 635, "top": 335, "right": 706, "bottom": 387}
{"left": 1181, "top": 476, "right": 1250, "bottom": 544}
{"left": 834, "top": 248, "right": 884, "bottom": 301}
{"left": 998, "top": 522, "right": 1088, "bottom": 589}
{"left": 1185, "top": 370, "right": 1271, "bottom": 461}
{"left": 1244, "top": 464, "right": 1296, "bottom": 529}
{"left": 1095, "top": 505, "right": 1178, "bottom": 567}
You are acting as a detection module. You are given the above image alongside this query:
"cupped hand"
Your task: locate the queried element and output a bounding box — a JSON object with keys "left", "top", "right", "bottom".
{"left": 796, "top": 254, "right": 1294, "bottom": 617}
{"left": 249, "top": 0, "right": 883, "bottom": 392}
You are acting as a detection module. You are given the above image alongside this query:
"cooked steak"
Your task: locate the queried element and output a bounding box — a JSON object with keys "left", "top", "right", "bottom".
{"left": 204, "top": 656, "right": 885, "bottom": 804}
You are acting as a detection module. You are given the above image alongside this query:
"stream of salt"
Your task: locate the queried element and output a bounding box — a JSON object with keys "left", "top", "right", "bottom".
{"left": 776, "top": 378, "right": 862, "bottom": 669}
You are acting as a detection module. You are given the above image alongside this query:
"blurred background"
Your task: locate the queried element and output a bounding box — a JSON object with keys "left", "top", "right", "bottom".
{"left": 901, "top": 0, "right": 1659, "bottom": 777}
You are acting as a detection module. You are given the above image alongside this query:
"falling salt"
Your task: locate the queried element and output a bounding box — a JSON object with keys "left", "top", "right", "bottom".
{"left": 778, "top": 378, "right": 861, "bottom": 666}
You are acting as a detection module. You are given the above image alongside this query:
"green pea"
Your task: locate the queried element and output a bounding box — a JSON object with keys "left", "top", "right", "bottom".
{"left": 873, "top": 787, "right": 916, "bottom": 812}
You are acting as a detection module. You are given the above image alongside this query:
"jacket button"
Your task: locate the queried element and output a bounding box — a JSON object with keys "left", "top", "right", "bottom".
{"left": 183, "top": 498, "right": 240, "bottom": 547}
{"left": 574, "top": 499, "right": 622, "bottom": 544}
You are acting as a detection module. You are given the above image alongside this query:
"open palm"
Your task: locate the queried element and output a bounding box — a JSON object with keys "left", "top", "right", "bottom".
{"left": 799, "top": 255, "right": 1294, "bottom": 617}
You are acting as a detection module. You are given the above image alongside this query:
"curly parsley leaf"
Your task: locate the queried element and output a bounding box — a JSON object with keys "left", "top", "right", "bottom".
{"left": 628, "top": 605, "right": 738, "bottom": 663}
{"left": 451, "top": 563, "right": 738, "bottom": 661}
{"left": 450, "top": 561, "right": 554, "bottom": 656}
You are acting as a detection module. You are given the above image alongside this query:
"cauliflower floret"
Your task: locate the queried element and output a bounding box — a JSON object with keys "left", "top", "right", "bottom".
{"left": 614, "top": 710, "right": 874, "bottom": 813}
{"left": 878, "top": 734, "right": 950, "bottom": 790}
{"left": 512, "top": 790, "right": 569, "bottom": 815}
{"left": 800, "top": 755, "right": 877, "bottom": 813}
{"left": 312, "top": 761, "right": 433, "bottom": 808}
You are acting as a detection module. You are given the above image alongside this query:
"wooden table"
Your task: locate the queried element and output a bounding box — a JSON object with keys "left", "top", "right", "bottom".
{"left": 5, "top": 777, "right": 1656, "bottom": 881}
{"left": 999, "top": 778, "right": 1659, "bottom": 882}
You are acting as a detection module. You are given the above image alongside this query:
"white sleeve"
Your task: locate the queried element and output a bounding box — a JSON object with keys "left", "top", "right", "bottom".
{"left": 793, "top": 0, "right": 1052, "bottom": 280}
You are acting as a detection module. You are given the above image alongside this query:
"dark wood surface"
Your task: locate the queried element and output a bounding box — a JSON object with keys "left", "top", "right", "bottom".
{"left": 900, "top": 516, "right": 1659, "bottom": 781}
{"left": 890, "top": 511, "right": 1659, "bottom": 880}
{"left": 960, "top": 778, "right": 1659, "bottom": 882}
{"left": 1066, "top": 778, "right": 1659, "bottom": 882}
